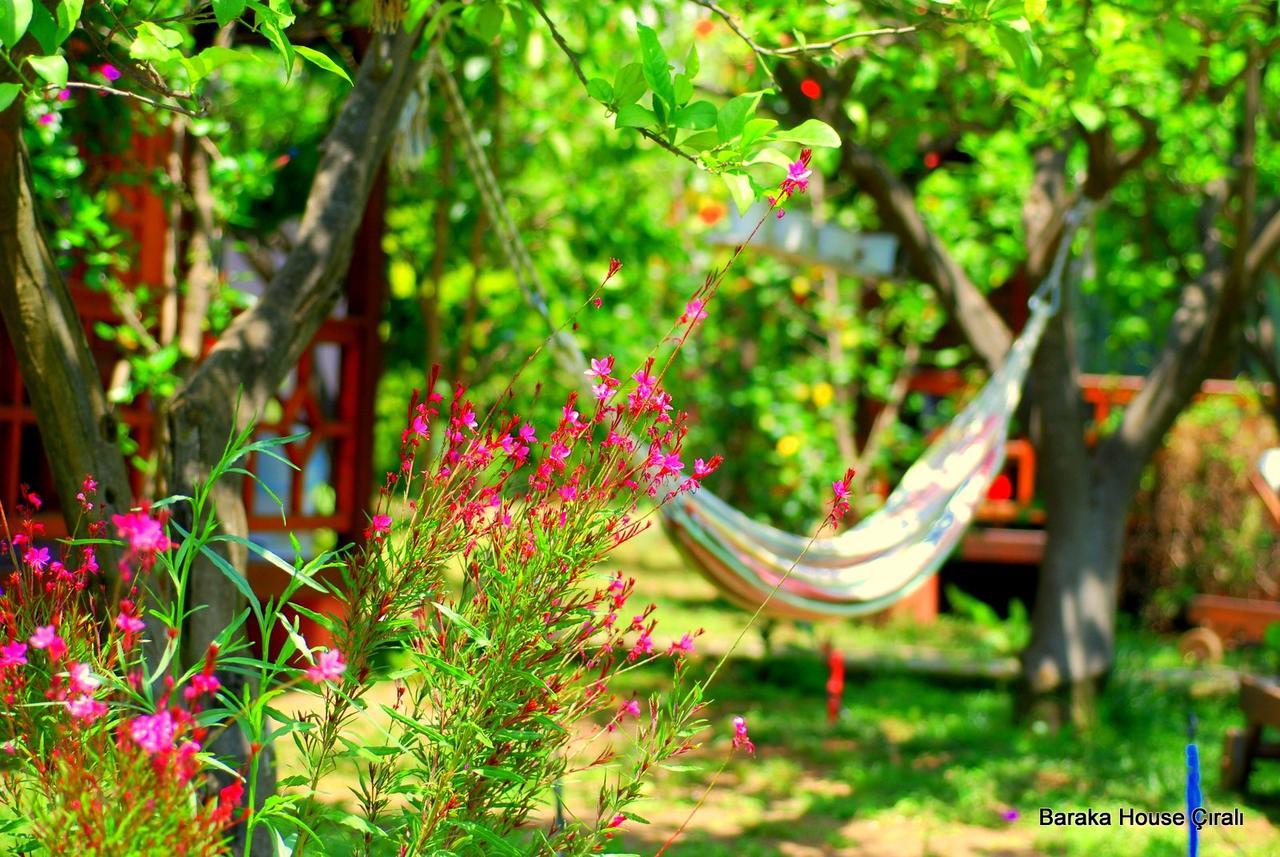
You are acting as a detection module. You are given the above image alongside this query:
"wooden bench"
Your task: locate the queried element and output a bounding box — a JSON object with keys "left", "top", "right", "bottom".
{"left": 1223, "top": 675, "right": 1280, "bottom": 791}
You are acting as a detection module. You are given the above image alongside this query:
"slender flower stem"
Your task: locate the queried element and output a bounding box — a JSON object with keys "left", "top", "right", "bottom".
{"left": 654, "top": 755, "right": 731, "bottom": 857}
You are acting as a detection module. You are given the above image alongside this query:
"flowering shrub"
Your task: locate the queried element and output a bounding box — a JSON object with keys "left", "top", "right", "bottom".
{"left": 0, "top": 151, "right": 833, "bottom": 856}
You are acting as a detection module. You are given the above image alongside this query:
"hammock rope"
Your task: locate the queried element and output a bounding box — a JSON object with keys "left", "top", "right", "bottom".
{"left": 441, "top": 70, "right": 1091, "bottom": 620}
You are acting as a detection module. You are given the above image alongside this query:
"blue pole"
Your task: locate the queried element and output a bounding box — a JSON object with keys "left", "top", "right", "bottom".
{"left": 1186, "top": 742, "right": 1201, "bottom": 857}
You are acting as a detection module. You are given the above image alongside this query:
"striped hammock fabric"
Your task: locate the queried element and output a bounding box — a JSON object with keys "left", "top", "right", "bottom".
{"left": 660, "top": 294, "right": 1052, "bottom": 620}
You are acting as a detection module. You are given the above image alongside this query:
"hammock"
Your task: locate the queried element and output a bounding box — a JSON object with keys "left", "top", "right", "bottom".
{"left": 437, "top": 62, "right": 1086, "bottom": 620}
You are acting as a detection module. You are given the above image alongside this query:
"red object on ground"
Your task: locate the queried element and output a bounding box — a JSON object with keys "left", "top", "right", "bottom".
{"left": 826, "top": 648, "right": 845, "bottom": 724}
{"left": 986, "top": 473, "right": 1013, "bottom": 501}
{"left": 800, "top": 78, "right": 822, "bottom": 99}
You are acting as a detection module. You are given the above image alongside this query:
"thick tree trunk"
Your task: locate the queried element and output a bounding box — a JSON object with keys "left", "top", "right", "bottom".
{"left": 1019, "top": 472, "right": 1129, "bottom": 727}
{"left": 0, "top": 100, "right": 133, "bottom": 547}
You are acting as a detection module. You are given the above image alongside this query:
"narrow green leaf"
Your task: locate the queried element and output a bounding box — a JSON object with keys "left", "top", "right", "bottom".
{"left": 294, "top": 45, "right": 351, "bottom": 85}
{"left": 685, "top": 44, "right": 700, "bottom": 78}
{"left": 673, "top": 72, "right": 692, "bottom": 106}
{"left": 0, "top": 0, "right": 33, "bottom": 48}
{"left": 637, "top": 23, "right": 673, "bottom": 110}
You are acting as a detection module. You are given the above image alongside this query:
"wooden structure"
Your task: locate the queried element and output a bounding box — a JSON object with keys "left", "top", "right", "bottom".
{"left": 1223, "top": 676, "right": 1280, "bottom": 791}
{"left": 0, "top": 130, "right": 386, "bottom": 568}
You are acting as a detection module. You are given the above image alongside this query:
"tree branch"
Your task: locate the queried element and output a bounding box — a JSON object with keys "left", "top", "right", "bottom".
{"left": 691, "top": 0, "right": 917, "bottom": 59}
{"left": 773, "top": 63, "right": 1012, "bottom": 370}
{"left": 528, "top": 0, "right": 698, "bottom": 166}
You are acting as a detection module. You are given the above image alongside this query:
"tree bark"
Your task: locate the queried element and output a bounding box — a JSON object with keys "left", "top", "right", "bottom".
{"left": 0, "top": 98, "right": 134, "bottom": 549}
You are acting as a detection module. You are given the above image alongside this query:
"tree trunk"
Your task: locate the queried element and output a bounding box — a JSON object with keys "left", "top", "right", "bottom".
{"left": 0, "top": 99, "right": 133, "bottom": 548}
{"left": 1019, "top": 472, "right": 1129, "bottom": 728}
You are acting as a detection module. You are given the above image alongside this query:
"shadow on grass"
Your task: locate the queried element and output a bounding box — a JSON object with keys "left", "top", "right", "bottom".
{"left": 618, "top": 653, "right": 1280, "bottom": 833}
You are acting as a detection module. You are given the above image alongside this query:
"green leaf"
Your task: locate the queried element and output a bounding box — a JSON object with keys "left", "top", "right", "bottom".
{"left": 471, "top": 2, "right": 503, "bottom": 42}
{"left": 612, "top": 62, "right": 646, "bottom": 105}
{"left": 741, "top": 117, "right": 777, "bottom": 149}
{"left": 586, "top": 77, "right": 613, "bottom": 104}
{"left": 771, "top": 118, "right": 840, "bottom": 148}
{"left": 1069, "top": 100, "right": 1105, "bottom": 131}
{"left": 26, "top": 3, "right": 55, "bottom": 54}
{"left": 432, "top": 601, "right": 491, "bottom": 646}
{"left": 673, "top": 72, "right": 692, "bottom": 106}
{"left": 26, "top": 54, "right": 67, "bottom": 86}
{"left": 637, "top": 23, "right": 673, "bottom": 111}
{"left": 716, "top": 92, "right": 761, "bottom": 142}
{"left": 255, "top": 10, "right": 294, "bottom": 78}
{"left": 615, "top": 103, "right": 656, "bottom": 129}
{"left": 0, "top": 0, "right": 33, "bottom": 48}
{"left": 1024, "top": 0, "right": 1046, "bottom": 21}
{"left": 672, "top": 100, "right": 716, "bottom": 131}
{"left": 212, "top": 0, "right": 248, "bottom": 27}
{"left": 0, "top": 82, "right": 19, "bottom": 112}
{"left": 723, "top": 172, "right": 755, "bottom": 214}
{"left": 130, "top": 21, "right": 183, "bottom": 63}
{"left": 54, "top": 0, "right": 82, "bottom": 44}
{"left": 994, "top": 19, "right": 1042, "bottom": 84}
{"left": 294, "top": 45, "right": 351, "bottom": 84}
{"left": 677, "top": 129, "right": 719, "bottom": 150}
{"left": 183, "top": 46, "right": 259, "bottom": 84}
{"left": 685, "top": 44, "right": 700, "bottom": 78}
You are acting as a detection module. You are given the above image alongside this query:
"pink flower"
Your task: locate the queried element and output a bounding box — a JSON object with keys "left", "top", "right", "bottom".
{"left": 66, "top": 695, "right": 108, "bottom": 722}
{"left": 621, "top": 698, "right": 641, "bottom": 718}
{"left": 183, "top": 672, "right": 221, "bottom": 701}
{"left": 56, "top": 88, "right": 70, "bottom": 101}
{"left": 112, "top": 511, "right": 171, "bottom": 556}
{"left": 458, "top": 406, "right": 478, "bottom": 431}
{"left": 24, "top": 546, "right": 50, "bottom": 571}
{"left": 130, "top": 710, "right": 177, "bottom": 753}
{"left": 370, "top": 514, "right": 392, "bottom": 537}
{"left": 1001, "top": 808, "right": 1020, "bottom": 822}
{"left": 732, "top": 715, "right": 755, "bottom": 754}
{"left": 518, "top": 423, "right": 537, "bottom": 444}
{"left": 630, "top": 629, "right": 654, "bottom": 661}
{"left": 306, "top": 648, "right": 346, "bottom": 683}
{"left": 29, "top": 625, "right": 66, "bottom": 659}
{"left": 786, "top": 156, "right": 811, "bottom": 189}
{"left": 693, "top": 456, "right": 722, "bottom": 480}
{"left": 99, "top": 64, "right": 121, "bottom": 82}
{"left": 559, "top": 484, "right": 578, "bottom": 503}
{"left": 607, "top": 813, "right": 626, "bottom": 829}
{"left": 592, "top": 382, "right": 614, "bottom": 402}
{"left": 116, "top": 612, "right": 145, "bottom": 635}
{"left": 562, "top": 404, "right": 581, "bottom": 425}
{"left": 0, "top": 642, "right": 27, "bottom": 668}
{"left": 411, "top": 414, "right": 429, "bottom": 436}
{"left": 67, "top": 662, "right": 101, "bottom": 695}
{"left": 681, "top": 298, "right": 708, "bottom": 324}
{"left": 585, "top": 356, "right": 614, "bottom": 380}
{"left": 667, "top": 633, "right": 696, "bottom": 657}
{"left": 37, "top": 113, "right": 55, "bottom": 126}
{"left": 548, "top": 443, "right": 571, "bottom": 466}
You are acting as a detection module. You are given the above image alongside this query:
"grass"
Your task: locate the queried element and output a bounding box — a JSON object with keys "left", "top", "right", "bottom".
{"left": 300, "top": 525, "right": 1280, "bottom": 855}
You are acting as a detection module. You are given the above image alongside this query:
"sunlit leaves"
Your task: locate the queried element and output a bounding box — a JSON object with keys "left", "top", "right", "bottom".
{"left": 0, "top": 0, "right": 32, "bottom": 49}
